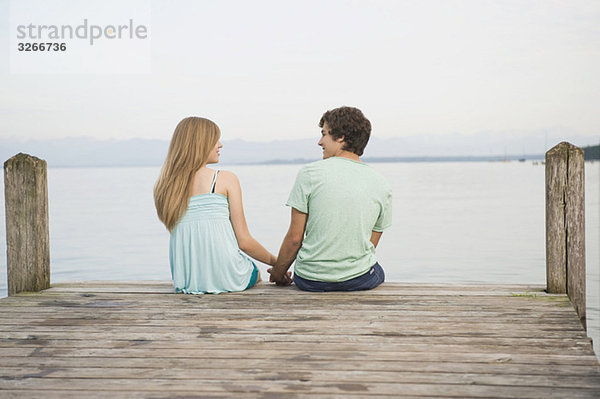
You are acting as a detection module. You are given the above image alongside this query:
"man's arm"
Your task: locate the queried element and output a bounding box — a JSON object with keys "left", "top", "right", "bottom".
{"left": 268, "top": 208, "right": 308, "bottom": 285}
{"left": 370, "top": 231, "right": 383, "bottom": 248}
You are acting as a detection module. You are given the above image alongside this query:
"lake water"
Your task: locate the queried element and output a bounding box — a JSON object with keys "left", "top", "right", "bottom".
{"left": 0, "top": 162, "right": 598, "bottom": 357}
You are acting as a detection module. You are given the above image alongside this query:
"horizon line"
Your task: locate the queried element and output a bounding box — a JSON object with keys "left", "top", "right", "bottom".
{"left": 30, "top": 153, "right": 557, "bottom": 169}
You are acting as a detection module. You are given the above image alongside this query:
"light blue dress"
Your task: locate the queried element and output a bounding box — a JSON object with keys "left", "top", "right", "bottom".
{"left": 169, "top": 171, "right": 255, "bottom": 294}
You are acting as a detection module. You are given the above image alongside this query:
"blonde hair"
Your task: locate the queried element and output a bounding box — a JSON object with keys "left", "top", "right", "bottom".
{"left": 154, "top": 117, "right": 221, "bottom": 231}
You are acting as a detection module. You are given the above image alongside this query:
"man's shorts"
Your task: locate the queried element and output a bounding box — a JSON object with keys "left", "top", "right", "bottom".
{"left": 293, "top": 263, "right": 385, "bottom": 292}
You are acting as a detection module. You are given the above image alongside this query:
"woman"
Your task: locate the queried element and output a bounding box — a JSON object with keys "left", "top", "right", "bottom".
{"left": 154, "top": 117, "right": 276, "bottom": 293}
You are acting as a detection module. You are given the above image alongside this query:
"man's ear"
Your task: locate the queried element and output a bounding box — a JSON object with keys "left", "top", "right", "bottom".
{"left": 336, "top": 135, "right": 345, "bottom": 143}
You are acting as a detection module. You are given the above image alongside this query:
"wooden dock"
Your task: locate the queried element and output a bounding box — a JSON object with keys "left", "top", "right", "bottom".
{"left": 1, "top": 282, "right": 599, "bottom": 398}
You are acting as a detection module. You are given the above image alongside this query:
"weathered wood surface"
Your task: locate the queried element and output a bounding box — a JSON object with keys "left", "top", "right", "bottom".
{"left": 1, "top": 282, "right": 599, "bottom": 398}
{"left": 3, "top": 153, "right": 50, "bottom": 296}
{"left": 545, "top": 142, "right": 586, "bottom": 325}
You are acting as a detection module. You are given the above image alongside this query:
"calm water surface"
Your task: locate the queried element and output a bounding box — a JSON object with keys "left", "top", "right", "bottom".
{"left": 0, "top": 162, "right": 598, "bottom": 356}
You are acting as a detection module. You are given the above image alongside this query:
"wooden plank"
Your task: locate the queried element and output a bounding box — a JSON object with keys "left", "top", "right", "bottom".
{"left": 1, "top": 332, "right": 576, "bottom": 344}
{"left": 0, "top": 294, "right": 574, "bottom": 309}
{"left": 0, "top": 309, "right": 583, "bottom": 325}
{"left": 0, "top": 334, "right": 591, "bottom": 348}
{"left": 2, "top": 358, "right": 599, "bottom": 376}
{"left": 0, "top": 335, "right": 592, "bottom": 353}
{"left": 0, "top": 312, "right": 581, "bottom": 325}
{"left": 1, "top": 378, "right": 600, "bottom": 398}
{"left": 0, "top": 317, "right": 586, "bottom": 332}
{"left": 0, "top": 299, "right": 575, "bottom": 312}
{"left": 1, "top": 368, "right": 600, "bottom": 389}
{"left": 0, "top": 318, "right": 587, "bottom": 334}
{"left": 0, "top": 343, "right": 594, "bottom": 358}
{"left": 46, "top": 281, "right": 546, "bottom": 289}
{"left": 0, "top": 303, "right": 578, "bottom": 316}
{"left": 0, "top": 392, "right": 268, "bottom": 399}
{"left": 0, "top": 290, "right": 571, "bottom": 301}
{"left": 42, "top": 281, "right": 550, "bottom": 295}
{"left": 0, "top": 321, "right": 588, "bottom": 335}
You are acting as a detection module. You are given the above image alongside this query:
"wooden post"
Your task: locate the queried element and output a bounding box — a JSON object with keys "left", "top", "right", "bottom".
{"left": 4, "top": 153, "right": 50, "bottom": 295}
{"left": 545, "top": 142, "right": 586, "bottom": 327}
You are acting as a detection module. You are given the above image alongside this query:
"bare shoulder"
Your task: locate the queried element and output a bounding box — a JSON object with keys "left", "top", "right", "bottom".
{"left": 216, "top": 170, "right": 241, "bottom": 191}
{"left": 217, "top": 170, "right": 239, "bottom": 182}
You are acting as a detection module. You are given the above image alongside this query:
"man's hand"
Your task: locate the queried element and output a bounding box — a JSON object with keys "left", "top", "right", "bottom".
{"left": 268, "top": 208, "right": 307, "bottom": 287}
{"left": 267, "top": 268, "right": 293, "bottom": 286}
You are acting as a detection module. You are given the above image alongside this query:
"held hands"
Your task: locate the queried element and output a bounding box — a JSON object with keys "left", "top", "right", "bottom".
{"left": 267, "top": 267, "right": 293, "bottom": 286}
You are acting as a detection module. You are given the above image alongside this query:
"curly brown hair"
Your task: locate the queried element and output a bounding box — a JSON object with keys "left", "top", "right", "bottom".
{"left": 318, "top": 106, "right": 371, "bottom": 156}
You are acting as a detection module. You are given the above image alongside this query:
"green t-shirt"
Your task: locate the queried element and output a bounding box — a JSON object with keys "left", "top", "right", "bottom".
{"left": 287, "top": 157, "right": 392, "bottom": 282}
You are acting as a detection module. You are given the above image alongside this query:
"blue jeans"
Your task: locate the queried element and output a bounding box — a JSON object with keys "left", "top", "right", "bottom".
{"left": 294, "top": 263, "right": 385, "bottom": 292}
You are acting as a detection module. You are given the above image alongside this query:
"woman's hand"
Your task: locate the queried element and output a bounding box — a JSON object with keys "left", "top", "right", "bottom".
{"left": 267, "top": 268, "right": 293, "bottom": 286}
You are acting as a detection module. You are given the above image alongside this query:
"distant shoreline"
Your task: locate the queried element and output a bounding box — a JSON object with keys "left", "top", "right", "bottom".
{"left": 39, "top": 154, "right": 555, "bottom": 168}
{"left": 263, "top": 154, "right": 547, "bottom": 165}
{"left": 2, "top": 138, "right": 597, "bottom": 168}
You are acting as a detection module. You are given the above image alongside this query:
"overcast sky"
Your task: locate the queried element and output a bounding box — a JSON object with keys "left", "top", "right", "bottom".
{"left": 1, "top": 0, "right": 599, "bottom": 144}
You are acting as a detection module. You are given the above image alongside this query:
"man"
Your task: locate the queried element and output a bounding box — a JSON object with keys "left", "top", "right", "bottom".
{"left": 268, "top": 106, "right": 392, "bottom": 291}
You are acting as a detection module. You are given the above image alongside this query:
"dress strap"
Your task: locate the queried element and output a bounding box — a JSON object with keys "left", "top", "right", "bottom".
{"left": 210, "top": 170, "right": 220, "bottom": 194}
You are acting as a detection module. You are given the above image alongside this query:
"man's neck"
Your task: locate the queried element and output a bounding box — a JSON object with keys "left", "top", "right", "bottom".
{"left": 334, "top": 150, "right": 361, "bottom": 162}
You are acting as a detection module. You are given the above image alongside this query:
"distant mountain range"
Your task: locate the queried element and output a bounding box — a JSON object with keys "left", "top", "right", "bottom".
{"left": 0, "top": 132, "right": 597, "bottom": 167}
